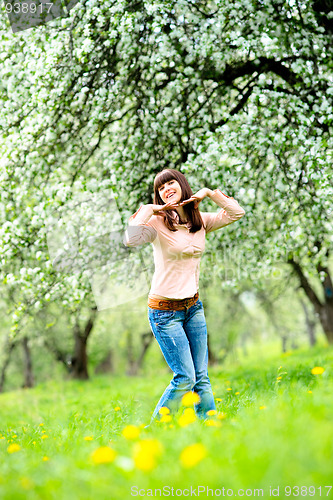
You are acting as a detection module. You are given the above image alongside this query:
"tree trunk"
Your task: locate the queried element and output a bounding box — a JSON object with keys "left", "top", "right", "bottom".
{"left": 126, "top": 330, "right": 154, "bottom": 376}
{"left": 288, "top": 257, "right": 333, "bottom": 344}
{"left": 70, "top": 307, "right": 98, "bottom": 380}
{"left": 257, "top": 289, "right": 291, "bottom": 353}
{"left": 22, "top": 337, "right": 34, "bottom": 388}
{"left": 299, "top": 295, "right": 317, "bottom": 347}
{"left": 207, "top": 331, "right": 219, "bottom": 365}
{"left": 95, "top": 350, "right": 114, "bottom": 374}
{"left": 125, "top": 329, "right": 136, "bottom": 376}
{"left": 0, "top": 339, "right": 16, "bottom": 393}
{"left": 135, "top": 332, "right": 154, "bottom": 373}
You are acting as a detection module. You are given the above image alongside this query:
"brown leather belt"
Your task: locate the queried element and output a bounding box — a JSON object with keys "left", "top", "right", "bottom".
{"left": 148, "top": 292, "right": 199, "bottom": 311}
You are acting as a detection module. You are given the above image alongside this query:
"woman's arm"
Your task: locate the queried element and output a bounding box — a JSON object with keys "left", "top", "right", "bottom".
{"left": 123, "top": 205, "right": 157, "bottom": 247}
{"left": 129, "top": 204, "right": 155, "bottom": 224}
{"left": 123, "top": 200, "right": 177, "bottom": 247}
{"left": 201, "top": 189, "right": 246, "bottom": 233}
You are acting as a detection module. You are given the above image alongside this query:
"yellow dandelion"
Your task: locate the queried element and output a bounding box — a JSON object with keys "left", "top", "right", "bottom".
{"left": 259, "top": 406, "right": 267, "bottom": 410}
{"left": 39, "top": 423, "right": 44, "bottom": 427}
{"left": 158, "top": 406, "right": 170, "bottom": 416}
{"left": 311, "top": 366, "right": 325, "bottom": 375}
{"left": 41, "top": 430, "right": 46, "bottom": 434}
{"left": 206, "top": 410, "right": 217, "bottom": 417}
{"left": 226, "top": 387, "right": 232, "bottom": 391}
{"left": 84, "top": 436, "right": 94, "bottom": 441}
{"left": 160, "top": 415, "right": 172, "bottom": 423}
{"left": 12, "top": 434, "right": 17, "bottom": 438}
{"left": 308, "top": 390, "right": 312, "bottom": 394}
{"left": 41, "top": 435, "right": 48, "bottom": 439}
{"left": 7, "top": 443, "right": 21, "bottom": 453}
{"left": 32, "top": 441, "right": 36, "bottom": 445}
{"left": 235, "top": 392, "right": 240, "bottom": 395}
{"left": 114, "top": 406, "right": 121, "bottom": 411}
{"left": 133, "top": 439, "right": 163, "bottom": 472}
{"left": 122, "top": 425, "right": 140, "bottom": 440}
{"left": 180, "top": 443, "right": 207, "bottom": 468}
{"left": 215, "top": 398, "right": 222, "bottom": 402}
{"left": 42, "top": 456, "right": 49, "bottom": 461}
{"left": 212, "top": 391, "right": 216, "bottom": 395}
{"left": 0, "top": 437, "right": 5, "bottom": 440}
{"left": 178, "top": 408, "right": 197, "bottom": 427}
{"left": 181, "top": 391, "right": 201, "bottom": 406}
{"left": 276, "top": 376, "right": 282, "bottom": 380}
{"left": 205, "top": 419, "right": 221, "bottom": 427}
{"left": 91, "top": 446, "right": 116, "bottom": 464}
{"left": 217, "top": 412, "right": 227, "bottom": 420}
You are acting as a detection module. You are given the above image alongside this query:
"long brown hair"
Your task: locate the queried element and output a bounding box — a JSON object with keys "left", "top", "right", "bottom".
{"left": 153, "top": 169, "right": 204, "bottom": 233}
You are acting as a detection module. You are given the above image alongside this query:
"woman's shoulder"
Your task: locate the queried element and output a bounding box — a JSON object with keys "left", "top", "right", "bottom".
{"left": 147, "top": 213, "right": 166, "bottom": 228}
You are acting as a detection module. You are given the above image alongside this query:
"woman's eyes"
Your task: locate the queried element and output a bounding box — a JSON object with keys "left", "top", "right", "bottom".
{"left": 160, "top": 181, "right": 174, "bottom": 192}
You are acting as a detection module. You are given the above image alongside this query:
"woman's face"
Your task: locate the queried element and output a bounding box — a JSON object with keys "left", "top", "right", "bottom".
{"left": 157, "top": 178, "right": 182, "bottom": 204}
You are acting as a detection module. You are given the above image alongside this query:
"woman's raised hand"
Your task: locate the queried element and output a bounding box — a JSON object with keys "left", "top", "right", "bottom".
{"left": 149, "top": 201, "right": 180, "bottom": 216}
{"left": 179, "top": 188, "right": 209, "bottom": 209}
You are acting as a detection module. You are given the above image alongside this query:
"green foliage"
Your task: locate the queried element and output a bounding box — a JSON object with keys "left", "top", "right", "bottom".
{"left": 0, "top": 1, "right": 332, "bottom": 353}
{"left": 1, "top": 0, "right": 332, "bottom": 287}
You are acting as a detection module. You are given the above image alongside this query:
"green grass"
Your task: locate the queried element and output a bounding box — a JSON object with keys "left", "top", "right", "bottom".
{"left": 0, "top": 343, "right": 332, "bottom": 499}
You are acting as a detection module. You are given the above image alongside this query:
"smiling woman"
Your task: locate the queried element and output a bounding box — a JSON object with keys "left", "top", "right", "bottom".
{"left": 123, "top": 168, "right": 245, "bottom": 424}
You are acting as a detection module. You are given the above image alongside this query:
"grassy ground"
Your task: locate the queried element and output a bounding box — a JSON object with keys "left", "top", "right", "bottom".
{"left": 0, "top": 341, "right": 332, "bottom": 499}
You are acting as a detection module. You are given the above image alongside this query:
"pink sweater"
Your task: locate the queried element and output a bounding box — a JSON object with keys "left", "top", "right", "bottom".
{"left": 124, "top": 190, "right": 245, "bottom": 299}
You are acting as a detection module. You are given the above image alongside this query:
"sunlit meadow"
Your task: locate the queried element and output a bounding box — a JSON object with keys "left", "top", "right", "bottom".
{"left": 0, "top": 342, "right": 332, "bottom": 499}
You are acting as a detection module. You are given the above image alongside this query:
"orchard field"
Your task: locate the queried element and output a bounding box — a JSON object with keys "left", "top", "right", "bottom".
{"left": 1, "top": 342, "right": 332, "bottom": 500}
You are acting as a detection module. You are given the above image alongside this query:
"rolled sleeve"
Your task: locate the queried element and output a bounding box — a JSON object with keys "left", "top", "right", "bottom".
{"left": 202, "top": 190, "right": 246, "bottom": 234}
{"left": 123, "top": 205, "right": 158, "bottom": 247}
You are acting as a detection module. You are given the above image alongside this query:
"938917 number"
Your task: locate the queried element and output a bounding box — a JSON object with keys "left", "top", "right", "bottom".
{"left": 5, "top": 2, "right": 53, "bottom": 14}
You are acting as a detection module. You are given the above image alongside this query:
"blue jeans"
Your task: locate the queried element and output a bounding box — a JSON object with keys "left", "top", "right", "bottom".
{"left": 148, "top": 299, "right": 216, "bottom": 421}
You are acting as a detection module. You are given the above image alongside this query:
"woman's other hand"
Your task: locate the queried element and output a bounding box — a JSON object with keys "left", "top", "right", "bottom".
{"left": 179, "top": 188, "right": 210, "bottom": 209}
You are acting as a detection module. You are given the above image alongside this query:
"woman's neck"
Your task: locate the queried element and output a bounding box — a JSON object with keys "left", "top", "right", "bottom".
{"left": 174, "top": 206, "right": 188, "bottom": 222}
